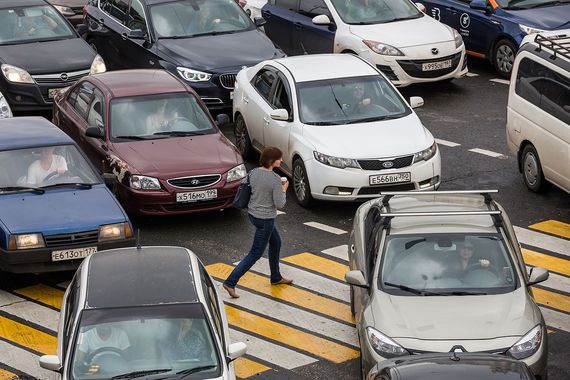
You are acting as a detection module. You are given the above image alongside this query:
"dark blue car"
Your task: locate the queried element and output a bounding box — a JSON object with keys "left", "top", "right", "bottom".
{"left": 418, "top": 0, "right": 570, "bottom": 76}
{"left": 0, "top": 117, "right": 135, "bottom": 273}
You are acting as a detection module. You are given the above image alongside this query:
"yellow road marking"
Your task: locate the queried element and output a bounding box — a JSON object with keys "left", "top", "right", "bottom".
{"left": 282, "top": 253, "right": 348, "bottom": 281}
{"left": 522, "top": 248, "right": 570, "bottom": 277}
{"left": 0, "top": 369, "right": 19, "bottom": 380}
{"left": 234, "top": 358, "right": 271, "bottom": 378}
{"left": 0, "top": 316, "right": 56, "bottom": 355}
{"left": 533, "top": 288, "right": 570, "bottom": 314}
{"left": 13, "top": 284, "right": 64, "bottom": 310}
{"left": 207, "top": 263, "right": 354, "bottom": 324}
{"left": 225, "top": 305, "right": 359, "bottom": 363}
{"left": 530, "top": 220, "right": 570, "bottom": 239}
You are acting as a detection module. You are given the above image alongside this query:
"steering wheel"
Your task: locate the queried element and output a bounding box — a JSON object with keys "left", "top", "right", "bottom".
{"left": 43, "top": 171, "right": 61, "bottom": 182}
{"left": 167, "top": 116, "right": 193, "bottom": 128}
{"left": 465, "top": 262, "right": 500, "bottom": 278}
{"left": 86, "top": 347, "right": 127, "bottom": 364}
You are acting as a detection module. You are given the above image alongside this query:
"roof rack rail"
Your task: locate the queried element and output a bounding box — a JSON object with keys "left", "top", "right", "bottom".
{"left": 534, "top": 33, "right": 570, "bottom": 60}
{"left": 381, "top": 210, "right": 501, "bottom": 218}
{"left": 380, "top": 190, "right": 498, "bottom": 207}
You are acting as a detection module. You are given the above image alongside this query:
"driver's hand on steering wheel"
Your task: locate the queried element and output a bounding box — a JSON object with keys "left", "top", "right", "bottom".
{"left": 479, "top": 259, "right": 490, "bottom": 267}
{"left": 361, "top": 98, "right": 371, "bottom": 106}
{"left": 57, "top": 168, "right": 66, "bottom": 175}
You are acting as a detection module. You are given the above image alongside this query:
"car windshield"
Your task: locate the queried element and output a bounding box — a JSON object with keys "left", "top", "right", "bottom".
{"left": 0, "top": 145, "right": 100, "bottom": 191}
{"left": 110, "top": 93, "right": 216, "bottom": 141}
{"left": 297, "top": 75, "right": 410, "bottom": 125}
{"left": 69, "top": 304, "right": 221, "bottom": 380}
{"left": 329, "top": 0, "right": 422, "bottom": 24}
{"left": 500, "top": 0, "right": 570, "bottom": 9}
{"left": 0, "top": 5, "right": 75, "bottom": 45}
{"left": 379, "top": 234, "right": 518, "bottom": 296}
{"left": 150, "top": 0, "right": 253, "bottom": 39}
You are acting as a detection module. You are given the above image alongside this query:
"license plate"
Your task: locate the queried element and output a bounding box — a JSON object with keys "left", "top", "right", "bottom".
{"left": 52, "top": 246, "right": 97, "bottom": 262}
{"left": 48, "top": 88, "right": 59, "bottom": 98}
{"left": 176, "top": 189, "right": 217, "bottom": 203}
{"left": 422, "top": 59, "right": 452, "bottom": 71}
{"left": 369, "top": 172, "right": 411, "bottom": 186}
{"left": 229, "top": 91, "right": 234, "bottom": 100}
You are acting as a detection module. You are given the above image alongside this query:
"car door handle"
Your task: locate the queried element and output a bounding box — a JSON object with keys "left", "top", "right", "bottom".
{"left": 98, "top": 18, "right": 105, "bottom": 25}
{"left": 294, "top": 22, "right": 302, "bottom": 30}
{"left": 243, "top": 96, "right": 249, "bottom": 104}
{"left": 263, "top": 116, "right": 270, "bottom": 125}
{"left": 121, "top": 32, "right": 128, "bottom": 40}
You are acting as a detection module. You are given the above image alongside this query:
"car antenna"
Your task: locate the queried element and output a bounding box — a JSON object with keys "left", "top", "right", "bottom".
{"left": 136, "top": 228, "right": 142, "bottom": 251}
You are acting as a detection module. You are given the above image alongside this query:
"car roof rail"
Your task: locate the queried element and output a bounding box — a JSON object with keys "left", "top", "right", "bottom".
{"left": 380, "top": 190, "right": 498, "bottom": 207}
{"left": 534, "top": 33, "right": 570, "bottom": 61}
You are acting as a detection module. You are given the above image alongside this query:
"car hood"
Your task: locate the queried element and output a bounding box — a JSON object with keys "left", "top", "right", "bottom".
{"left": 371, "top": 287, "right": 540, "bottom": 340}
{"left": 0, "top": 37, "right": 95, "bottom": 74}
{"left": 348, "top": 16, "right": 454, "bottom": 48}
{"left": 0, "top": 185, "right": 126, "bottom": 234}
{"left": 505, "top": 5, "right": 570, "bottom": 30}
{"left": 110, "top": 134, "right": 242, "bottom": 179}
{"left": 302, "top": 114, "right": 433, "bottom": 159}
{"left": 156, "top": 29, "right": 283, "bottom": 72}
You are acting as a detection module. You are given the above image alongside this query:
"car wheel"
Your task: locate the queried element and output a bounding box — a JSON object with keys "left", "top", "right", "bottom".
{"left": 521, "top": 144, "right": 546, "bottom": 192}
{"left": 234, "top": 114, "right": 253, "bottom": 159}
{"left": 293, "top": 158, "right": 313, "bottom": 207}
{"left": 493, "top": 39, "right": 516, "bottom": 78}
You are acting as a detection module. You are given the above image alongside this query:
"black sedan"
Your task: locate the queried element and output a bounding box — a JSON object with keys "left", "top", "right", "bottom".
{"left": 0, "top": 0, "right": 105, "bottom": 112}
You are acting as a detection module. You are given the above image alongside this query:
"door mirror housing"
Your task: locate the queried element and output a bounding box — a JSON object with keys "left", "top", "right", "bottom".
{"left": 39, "top": 355, "right": 62, "bottom": 372}
{"left": 102, "top": 172, "right": 117, "bottom": 187}
{"left": 216, "top": 113, "right": 230, "bottom": 126}
{"left": 85, "top": 126, "right": 104, "bottom": 139}
{"left": 312, "top": 14, "right": 332, "bottom": 25}
{"left": 270, "top": 108, "right": 289, "bottom": 121}
{"left": 253, "top": 17, "right": 266, "bottom": 27}
{"left": 409, "top": 96, "right": 424, "bottom": 109}
{"left": 528, "top": 267, "right": 549, "bottom": 286}
{"left": 345, "top": 270, "right": 368, "bottom": 288}
{"left": 414, "top": 2, "right": 426, "bottom": 12}
{"left": 470, "top": 0, "right": 493, "bottom": 12}
{"left": 127, "top": 29, "right": 147, "bottom": 39}
{"left": 227, "top": 342, "right": 247, "bottom": 362}
{"left": 76, "top": 23, "right": 88, "bottom": 36}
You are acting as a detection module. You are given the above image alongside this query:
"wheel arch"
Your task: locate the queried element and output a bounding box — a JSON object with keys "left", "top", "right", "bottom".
{"left": 517, "top": 139, "right": 535, "bottom": 173}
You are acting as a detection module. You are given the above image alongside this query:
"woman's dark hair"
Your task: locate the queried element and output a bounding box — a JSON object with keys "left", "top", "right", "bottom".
{"left": 259, "top": 147, "right": 283, "bottom": 168}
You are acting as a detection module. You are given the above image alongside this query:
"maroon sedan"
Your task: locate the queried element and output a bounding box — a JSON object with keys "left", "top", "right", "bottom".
{"left": 52, "top": 70, "right": 246, "bottom": 215}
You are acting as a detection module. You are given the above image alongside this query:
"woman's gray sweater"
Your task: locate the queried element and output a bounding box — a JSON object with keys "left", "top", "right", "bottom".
{"left": 247, "top": 168, "right": 286, "bottom": 219}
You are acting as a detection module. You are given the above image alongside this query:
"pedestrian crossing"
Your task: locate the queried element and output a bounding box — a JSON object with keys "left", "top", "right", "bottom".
{"left": 0, "top": 219, "right": 568, "bottom": 379}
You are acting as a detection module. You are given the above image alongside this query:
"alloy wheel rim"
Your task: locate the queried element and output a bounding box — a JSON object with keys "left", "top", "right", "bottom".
{"left": 524, "top": 152, "right": 538, "bottom": 186}
{"left": 293, "top": 165, "right": 306, "bottom": 201}
{"left": 497, "top": 45, "right": 514, "bottom": 74}
{"left": 235, "top": 119, "right": 247, "bottom": 154}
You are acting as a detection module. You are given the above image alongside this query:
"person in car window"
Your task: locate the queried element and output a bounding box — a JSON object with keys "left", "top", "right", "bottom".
{"left": 27, "top": 146, "right": 67, "bottom": 185}
{"left": 343, "top": 83, "right": 373, "bottom": 115}
{"left": 162, "top": 319, "right": 209, "bottom": 360}
{"left": 76, "top": 325, "right": 130, "bottom": 365}
{"left": 16, "top": 14, "right": 59, "bottom": 38}
{"left": 443, "top": 240, "right": 491, "bottom": 278}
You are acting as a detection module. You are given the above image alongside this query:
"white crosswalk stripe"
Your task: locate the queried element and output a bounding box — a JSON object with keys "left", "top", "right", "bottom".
{"left": 322, "top": 245, "right": 349, "bottom": 262}
{"left": 304, "top": 221, "right": 347, "bottom": 235}
{"left": 0, "top": 340, "right": 53, "bottom": 379}
{"left": 514, "top": 226, "right": 570, "bottom": 258}
{"left": 0, "top": 291, "right": 59, "bottom": 332}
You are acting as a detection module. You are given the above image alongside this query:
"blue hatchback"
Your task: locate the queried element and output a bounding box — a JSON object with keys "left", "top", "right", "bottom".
{"left": 418, "top": 0, "right": 570, "bottom": 76}
{"left": 0, "top": 117, "right": 135, "bottom": 273}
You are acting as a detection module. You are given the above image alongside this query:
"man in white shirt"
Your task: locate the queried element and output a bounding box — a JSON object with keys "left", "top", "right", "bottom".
{"left": 77, "top": 325, "right": 130, "bottom": 364}
{"left": 27, "top": 146, "right": 67, "bottom": 185}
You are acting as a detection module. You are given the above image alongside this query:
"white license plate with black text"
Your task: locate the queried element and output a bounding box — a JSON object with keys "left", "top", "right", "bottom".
{"left": 176, "top": 189, "right": 217, "bottom": 203}
{"left": 422, "top": 59, "right": 452, "bottom": 71}
{"left": 370, "top": 172, "right": 411, "bottom": 186}
{"left": 52, "top": 247, "right": 97, "bottom": 262}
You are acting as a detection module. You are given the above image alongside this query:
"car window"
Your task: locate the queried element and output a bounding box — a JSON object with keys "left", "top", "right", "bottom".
{"left": 73, "top": 82, "right": 95, "bottom": 121}
{"left": 126, "top": 0, "right": 147, "bottom": 32}
{"left": 275, "top": 0, "right": 299, "bottom": 11}
{"left": 329, "top": 0, "right": 422, "bottom": 24}
{"left": 515, "top": 57, "right": 570, "bottom": 124}
{"left": 252, "top": 69, "right": 277, "bottom": 102}
{"left": 270, "top": 77, "right": 292, "bottom": 116}
{"left": 87, "top": 89, "right": 105, "bottom": 129}
{"left": 63, "top": 277, "right": 79, "bottom": 354}
{"left": 298, "top": 0, "right": 331, "bottom": 18}
{"left": 200, "top": 265, "right": 226, "bottom": 348}
{"left": 68, "top": 85, "right": 80, "bottom": 107}
{"left": 101, "top": 0, "right": 129, "bottom": 24}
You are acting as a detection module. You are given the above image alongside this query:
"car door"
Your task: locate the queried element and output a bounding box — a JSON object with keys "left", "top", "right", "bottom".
{"left": 246, "top": 68, "right": 278, "bottom": 150}
{"left": 264, "top": 74, "right": 294, "bottom": 172}
{"left": 421, "top": 0, "right": 456, "bottom": 26}
{"left": 262, "top": 0, "right": 299, "bottom": 54}
{"left": 292, "top": 0, "right": 335, "bottom": 55}
{"left": 97, "top": 0, "right": 132, "bottom": 69}
{"left": 121, "top": 0, "right": 159, "bottom": 68}
{"left": 83, "top": 88, "right": 110, "bottom": 173}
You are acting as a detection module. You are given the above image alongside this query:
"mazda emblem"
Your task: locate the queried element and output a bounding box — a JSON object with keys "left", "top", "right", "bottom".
{"left": 60, "top": 73, "right": 68, "bottom": 81}
{"left": 190, "top": 179, "right": 200, "bottom": 185}
{"left": 431, "top": 48, "right": 439, "bottom": 55}
{"left": 382, "top": 161, "right": 394, "bottom": 168}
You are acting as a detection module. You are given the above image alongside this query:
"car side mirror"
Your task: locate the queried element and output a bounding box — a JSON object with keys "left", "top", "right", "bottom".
{"left": 39, "top": 355, "right": 62, "bottom": 372}
{"left": 254, "top": 17, "right": 266, "bottom": 27}
{"left": 414, "top": 2, "right": 426, "bottom": 12}
{"left": 227, "top": 342, "right": 247, "bottom": 362}
{"left": 216, "top": 113, "right": 230, "bottom": 126}
{"left": 102, "top": 172, "right": 117, "bottom": 187}
{"left": 312, "top": 14, "right": 332, "bottom": 25}
{"left": 528, "top": 267, "right": 549, "bottom": 286}
{"left": 85, "top": 126, "right": 104, "bottom": 139}
{"left": 345, "top": 270, "right": 368, "bottom": 288}
{"left": 470, "top": 0, "right": 492, "bottom": 12}
{"left": 128, "top": 29, "right": 146, "bottom": 39}
{"left": 270, "top": 108, "right": 289, "bottom": 121}
{"left": 410, "top": 96, "right": 424, "bottom": 109}
{"left": 76, "top": 23, "right": 88, "bottom": 36}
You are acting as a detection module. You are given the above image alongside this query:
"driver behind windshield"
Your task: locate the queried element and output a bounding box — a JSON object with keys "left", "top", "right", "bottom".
{"left": 26, "top": 146, "right": 67, "bottom": 185}
{"left": 342, "top": 83, "right": 373, "bottom": 116}
{"left": 76, "top": 325, "right": 130, "bottom": 369}
{"left": 15, "top": 13, "right": 59, "bottom": 39}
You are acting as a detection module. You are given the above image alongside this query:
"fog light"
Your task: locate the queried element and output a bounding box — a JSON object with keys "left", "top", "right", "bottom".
{"left": 419, "top": 176, "right": 439, "bottom": 189}
{"left": 324, "top": 186, "right": 353, "bottom": 195}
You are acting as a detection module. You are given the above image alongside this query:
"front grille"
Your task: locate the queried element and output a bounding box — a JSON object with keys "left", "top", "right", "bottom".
{"left": 358, "top": 155, "right": 414, "bottom": 171}
{"left": 42, "top": 94, "right": 54, "bottom": 104}
{"left": 201, "top": 97, "right": 223, "bottom": 105}
{"left": 358, "top": 183, "right": 415, "bottom": 195}
{"left": 219, "top": 73, "right": 237, "bottom": 89}
{"left": 32, "top": 69, "right": 90, "bottom": 84}
{"left": 44, "top": 230, "right": 99, "bottom": 248}
{"left": 376, "top": 64, "right": 398, "bottom": 81}
{"left": 167, "top": 174, "right": 221, "bottom": 189}
{"left": 397, "top": 53, "right": 462, "bottom": 78}
{"left": 163, "top": 199, "right": 227, "bottom": 212}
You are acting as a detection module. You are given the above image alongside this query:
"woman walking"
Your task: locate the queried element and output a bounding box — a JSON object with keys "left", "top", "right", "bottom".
{"left": 223, "top": 147, "right": 292, "bottom": 298}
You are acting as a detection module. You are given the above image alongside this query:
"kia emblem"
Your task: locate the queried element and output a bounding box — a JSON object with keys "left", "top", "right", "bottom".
{"left": 431, "top": 48, "right": 439, "bottom": 55}
{"left": 60, "top": 73, "right": 68, "bottom": 81}
{"left": 382, "top": 161, "right": 394, "bottom": 168}
{"left": 190, "top": 179, "right": 200, "bottom": 185}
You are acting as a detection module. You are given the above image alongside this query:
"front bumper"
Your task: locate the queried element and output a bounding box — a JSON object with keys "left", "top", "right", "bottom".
{"left": 171, "top": 71, "right": 238, "bottom": 114}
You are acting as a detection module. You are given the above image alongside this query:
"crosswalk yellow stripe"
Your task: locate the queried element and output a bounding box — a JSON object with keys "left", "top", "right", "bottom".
{"left": 529, "top": 220, "right": 570, "bottom": 239}
{"left": 234, "top": 358, "right": 271, "bottom": 378}
{"left": 0, "top": 369, "right": 19, "bottom": 380}
{"left": 282, "top": 253, "right": 348, "bottom": 281}
{"left": 522, "top": 248, "right": 570, "bottom": 277}
{"left": 0, "top": 316, "right": 56, "bottom": 355}
{"left": 13, "top": 284, "right": 64, "bottom": 310}
{"left": 225, "top": 305, "right": 359, "bottom": 363}
{"left": 533, "top": 288, "right": 570, "bottom": 314}
{"left": 207, "top": 263, "right": 354, "bottom": 324}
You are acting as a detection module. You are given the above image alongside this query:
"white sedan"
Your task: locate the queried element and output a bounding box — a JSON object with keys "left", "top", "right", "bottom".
{"left": 233, "top": 54, "right": 441, "bottom": 206}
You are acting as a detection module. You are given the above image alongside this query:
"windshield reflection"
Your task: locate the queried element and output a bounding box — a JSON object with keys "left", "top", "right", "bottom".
{"left": 329, "top": 0, "right": 422, "bottom": 24}
{"left": 0, "top": 5, "right": 74, "bottom": 45}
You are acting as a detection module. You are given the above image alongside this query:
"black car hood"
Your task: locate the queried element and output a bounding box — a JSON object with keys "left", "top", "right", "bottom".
{"left": 156, "top": 29, "right": 283, "bottom": 72}
{"left": 0, "top": 37, "right": 95, "bottom": 74}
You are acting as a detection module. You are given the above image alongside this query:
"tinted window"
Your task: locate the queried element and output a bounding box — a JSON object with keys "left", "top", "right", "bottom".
{"left": 271, "top": 78, "right": 292, "bottom": 116}
{"left": 252, "top": 69, "right": 277, "bottom": 101}
{"left": 330, "top": 0, "right": 422, "bottom": 24}
{"left": 298, "top": 0, "right": 330, "bottom": 18}
{"left": 126, "top": 0, "right": 147, "bottom": 32}
{"left": 87, "top": 89, "right": 105, "bottom": 129}
{"left": 73, "top": 83, "right": 95, "bottom": 120}
{"left": 275, "top": 0, "right": 298, "bottom": 11}
{"left": 515, "top": 58, "right": 570, "bottom": 124}
{"left": 102, "top": 0, "right": 129, "bottom": 23}
{"left": 200, "top": 266, "right": 225, "bottom": 348}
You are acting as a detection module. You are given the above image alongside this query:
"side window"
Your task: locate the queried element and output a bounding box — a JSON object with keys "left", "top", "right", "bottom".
{"left": 270, "top": 77, "right": 292, "bottom": 116}
{"left": 73, "top": 82, "right": 95, "bottom": 120}
{"left": 251, "top": 69, "right": 277, "bottom": 102}
{"left": 275, "top": 0, "right": 298, "bottom": 11}
{"left": 298, "top": 0, "right": 331, "bottom": 18}
{"left": 87, "top": 89, "right": 105, "bottom": 129}
{"left": 102, "top": 0, "right": 129, "bottom": 23}
{"left": 63, "top": 278, "right": 80, "bottom": 352}
{"left": 67, "top": 85, "right": 80, "bottom": 107}
{"left": 126, "top": 0, "right": 147, "bottom": 32}
{"left": 200, "top": 266, "right": 226, "bottom": 348}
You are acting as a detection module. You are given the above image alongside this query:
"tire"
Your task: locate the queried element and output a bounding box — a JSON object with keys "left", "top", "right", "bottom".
{"left": 521, "top": 144, "right": 546, "bottom": 193}
{"left": 233, "top": 114, "right": 253, "bottom": 159}
{"left": 292, "top": 158, "right": 313, "bottom": 207}
{"left": 493, "top": 39, "right": 516, "bottom": 78}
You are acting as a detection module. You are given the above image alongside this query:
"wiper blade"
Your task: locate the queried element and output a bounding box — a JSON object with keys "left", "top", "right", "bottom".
{"left": 305, "top": 121, "right": 346, "bottom": 126}
{"left": 0, "top": 186, "right": 45, "bottom": 194}
{"left": 158, "top": 35, "right": 189, "bottom": 39}
{"left": 440, "top": 291, "right": 488, "bottom": 296}
{"left": 114, "top": 135, "right": 147, "bottom": 140}
{"left": 384, "top": 282, "right": 442, "bottom": 296}
{"left": 346, "top": 115, "right": 399, "bottom": 124}
{"left": 41, "top": 183, "right": 93, "bottom": 190}
{"left": 112, "top": 368, "right": 172, "bottom": 379}
{"left": 190, "top": 30, "right": 239, "bottom": 37}
{"left": 176, "top": 365, "right": 216, "bottom": 378}
{"left": 153, "top": 131, "right": 205, "bottom": 136}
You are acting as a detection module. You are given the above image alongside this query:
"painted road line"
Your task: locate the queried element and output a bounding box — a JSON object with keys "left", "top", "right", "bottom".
{"left": 276, "top": 210, "right": 286, "bottom": 215}
{"left": 514, "top": 226, "right": 570, "bottom": 257}
{"left": 0, "top": 341, "right": 52, "bottom": 379}
{"left": 13, "top": 284, "right": 64, "bottom": 310}
{"left": 468, "top": 148, "right": 506, "bottom": 158}
{"left": 0, "top": 315, "right": 56, "bottom": 355}
{"left": 207, "top": 263, "right": 353, "bottom": 324}
{"left": 490, "top": 78, "right": 510, "bottom": 85}
{"left": 234, "top": 358, "right": 271, "bottom": 379}
{"left": 322, "top": 245, "right": 349, "bottom": 262}
{"left": 304, "top": 222, "right": 347, "bottom": 235}
{"left": 530, "top": 220, "right": 570, "bottom": 239}
{"left": 230, "top": 329, "right": 317, "bottom": 369}
{"left": 540, "top": 307, "right": 570, "bottom": 332}
{"left": 0, "top": 291, "right": 59, "bottom": 332}
{"left": 466, "top": 72, "right": 479, "bottom": 77}
{"left": 533, "top": 288, "right": 570, "bottom": 314}
{"left": 527, "top": 267, "right": 570, "bottom": 294}
{"left": 246, "top": 258, "right": 349, "bottom": 302}
{"left": 523, "top": 248, "right": 570, "bottom": 277}
{"left": 0, "top": 368, "right": 18, "bottom": 380}
{"left": 216, "top": 280, "right": 357, "bottom": 347}
{"left": 434, "top": 138, "right": 461, "bottom": 147}
{"left": 225, "top": 304, "right": 359, "bottom": 363}
{"left": 283, "top": 253, "right": 348, "bottom": 282}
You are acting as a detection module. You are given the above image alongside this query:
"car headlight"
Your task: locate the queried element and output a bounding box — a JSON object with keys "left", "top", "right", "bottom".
{"left": 129, "top": 175, "right": 161, "bottom": 190}
{"left": 453, "top": 29, "right": 463, "bottom": 48}
{"left": 1, "top": 64, "right": 34, "bottom": 84}
{"left": 413, "top": 141, "right": 437, "bottom": 163}
{"left": 519, "top": 24, "right": 546, "bottom": 35}
{"left": 366, "top": 327, "right": 408, "bottom": 358}
{"left": 52, "top": 4, "right": 75, "bottom": 16}
{"left": 177, "top": 67, "right": 212, "bottom": 82}
{"left": 89, "top": 55, "right": 107, "bottom": 75}
{"left": 99, "top": 222, "right": 132, "bottom": 242}
{"left": 227, "top": 164, "right": 247, "bottom": 182}
{"left": 314, "top": 151, "right": 360, "bottom": 169}
{"left": 508, "top": 325, "right": 543, "bottom": 359}
{"left": 8, "top": 233, "right": 45, "bottom": 250}
{"left": 0, "top": 92, "right": 12, "bottom": 119}
{"left": 363, "top": 40, "right": 404, "bottom": 56}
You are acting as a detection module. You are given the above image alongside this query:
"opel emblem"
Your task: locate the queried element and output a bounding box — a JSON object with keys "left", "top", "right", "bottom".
{"left": 60, "top": 73, "right": 68, "bottom": 81}
{"left": 431, "top": 48, "right": 439, "bottom": 55}
{"left": 190, "top": 179, "right": 200, "bottom": 185}
{"left": 382, "top": 161, "right": 394, "bottom": 168}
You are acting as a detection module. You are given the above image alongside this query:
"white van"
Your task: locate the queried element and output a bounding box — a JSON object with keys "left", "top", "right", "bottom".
{"left": 506, "top": 30, "right": 570, "bottom": 194}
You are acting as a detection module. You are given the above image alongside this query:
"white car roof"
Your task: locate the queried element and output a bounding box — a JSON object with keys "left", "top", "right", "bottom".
{"left": 273, "top": 54, "right": 379, "bottom": 82}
